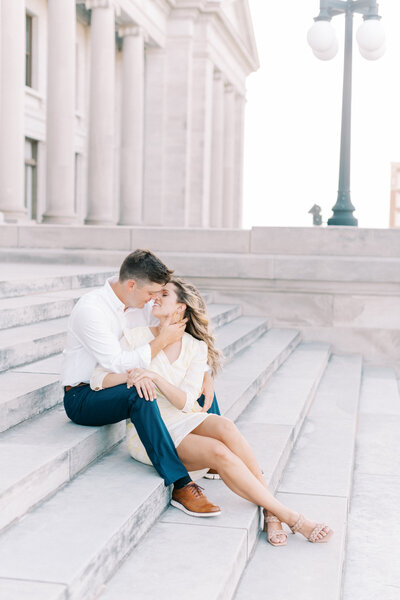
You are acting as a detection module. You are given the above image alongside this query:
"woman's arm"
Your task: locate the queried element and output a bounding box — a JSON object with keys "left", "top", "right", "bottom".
{"left": 101, "top": 372, "right": 128, "bottom": 389}
{"left": 91, "top": 367, "right": 156, "bottom": 401}
{"left": 128, "top": 339, "right": 208, "bottom": 412}
{"left": 127, "top": 369, "right": 186, "bottom": 410}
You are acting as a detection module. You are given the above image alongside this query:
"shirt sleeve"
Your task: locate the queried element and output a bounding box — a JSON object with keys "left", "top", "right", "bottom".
{"left": 70, "top": 302, "right": 151, "bottom": 373}
{"left": 179, "top": 339, "right": 208, "bottom": 413}
{"left": 90, "top": 365, "right": 109, "bottom": 391}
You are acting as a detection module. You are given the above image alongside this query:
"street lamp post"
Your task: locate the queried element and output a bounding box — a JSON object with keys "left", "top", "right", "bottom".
{"left": 307, "top": 1, "right": 385, "bottom": 226}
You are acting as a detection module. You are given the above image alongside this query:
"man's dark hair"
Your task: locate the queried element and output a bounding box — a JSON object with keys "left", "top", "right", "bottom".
{"left": 119, "top": 249, "right": 173, "bottom": 284}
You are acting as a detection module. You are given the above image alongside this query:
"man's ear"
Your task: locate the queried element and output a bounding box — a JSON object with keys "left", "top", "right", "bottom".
{"left": 127, "top": 279, "right": 137, "bottom": 291}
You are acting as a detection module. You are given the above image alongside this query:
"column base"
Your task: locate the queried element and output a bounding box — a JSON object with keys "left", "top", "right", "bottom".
{"left": 118, "top": 219, "right": 142, "bottom": 226}
{"left": 84, "top": 218, "right": 117, "bottom": 226}
{"left": 0, "top": 209, "right": 28, "bottom": 222}
{"left": 42, "top": 214, "right": 78, "bottom": 225}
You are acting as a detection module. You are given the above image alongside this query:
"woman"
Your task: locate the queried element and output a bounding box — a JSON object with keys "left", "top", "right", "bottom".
{"left": 90, "top": 277, "right": 333, "bottom": 546}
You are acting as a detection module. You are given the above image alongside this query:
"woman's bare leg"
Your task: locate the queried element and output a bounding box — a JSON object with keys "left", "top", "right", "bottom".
{"left": 177, "top": 432, "right": 330, "bottom": 541}
{"left": 192, "top": 415, "right": 262, "bottom": 478}
{"left": 192, "top": 416, "right": 287, "bottom": 541}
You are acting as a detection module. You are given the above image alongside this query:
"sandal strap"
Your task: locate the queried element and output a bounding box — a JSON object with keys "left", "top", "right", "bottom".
{"left": 290, "top": 514, "right": 305, "bottom": 534}
{"left": 265, "top": 515, "right": 281, "bottom": 524}
{"left": 309, "top": 524, "right": 329, "bottom": 543}
{"left": 268, "top": 530, "right": 288, "bottom": 542}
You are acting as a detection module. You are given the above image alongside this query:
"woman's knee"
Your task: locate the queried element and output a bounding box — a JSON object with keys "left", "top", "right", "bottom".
{"left": 212, "top": 440, "right": 236, "bottom": 467}
{"left": 212, "top": 416, "right": 239, "bottom": 440}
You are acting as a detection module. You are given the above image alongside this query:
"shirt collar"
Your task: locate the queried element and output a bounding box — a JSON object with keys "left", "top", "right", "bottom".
{"left": 104, "top": 276, "right": 125, "bottom": 312}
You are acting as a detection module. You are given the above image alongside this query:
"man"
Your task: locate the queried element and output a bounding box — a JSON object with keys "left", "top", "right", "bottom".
{"left": 61, "top": 249, "right": 220, "bottom": 516}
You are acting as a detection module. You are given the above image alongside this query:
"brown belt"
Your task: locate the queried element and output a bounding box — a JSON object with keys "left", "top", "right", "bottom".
{"left": 64, "top": 382, "right": 88, "bottom": 393}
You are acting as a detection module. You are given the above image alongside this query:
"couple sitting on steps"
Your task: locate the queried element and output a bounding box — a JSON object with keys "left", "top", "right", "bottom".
{"left": 61, "top": 249, "right": 333, "bottom": 547}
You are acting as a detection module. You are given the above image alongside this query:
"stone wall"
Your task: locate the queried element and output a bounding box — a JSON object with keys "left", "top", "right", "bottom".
{"left": 1, "top": 224, "right": 400, "bottom": 371}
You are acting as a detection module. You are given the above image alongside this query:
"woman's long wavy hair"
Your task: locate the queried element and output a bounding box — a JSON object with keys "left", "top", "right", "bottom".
{"left": 171, "top": 277, "right": 223, "bottom": 376}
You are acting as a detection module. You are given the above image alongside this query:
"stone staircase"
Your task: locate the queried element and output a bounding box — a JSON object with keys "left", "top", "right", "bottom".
{"left": 0, "top": 264, "right": 392, "bottom": 600}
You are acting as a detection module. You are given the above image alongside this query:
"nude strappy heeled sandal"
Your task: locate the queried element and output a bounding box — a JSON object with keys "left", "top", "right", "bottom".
{"left": 264, "top": 514, "right": 288, "bottom": 547}
{"left": 290, "top": 514, "right": 334, "bottom": 543}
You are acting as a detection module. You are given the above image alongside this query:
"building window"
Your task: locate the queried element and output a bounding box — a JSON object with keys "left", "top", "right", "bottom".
{"left": 25, "top": 14, "right": 33, "bottom": 87}
{"left": 25, "top": 138, "right": 38, "bottom": 220}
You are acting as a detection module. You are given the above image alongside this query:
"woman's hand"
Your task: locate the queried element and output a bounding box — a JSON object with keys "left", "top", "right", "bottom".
{"left": 128, "top": 368, "right": 158, "bottom": 384}
{"left": 127, "top": 369, "right": 158, "bottom": 401}
{"left": 200, "top": 371, "right": 214, "bottom": 413}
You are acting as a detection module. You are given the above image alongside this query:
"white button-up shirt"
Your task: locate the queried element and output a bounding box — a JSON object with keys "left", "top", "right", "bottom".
{"left": 60, "top": 276, "right": 158, "bottom": 387}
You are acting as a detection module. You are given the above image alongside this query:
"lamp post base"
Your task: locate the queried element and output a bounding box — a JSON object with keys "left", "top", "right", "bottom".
{"left": 327, "top": 190, "right": 358, "bottom": 226}
{"left": 327, "top": 213, "right": 358, "bottom": 226}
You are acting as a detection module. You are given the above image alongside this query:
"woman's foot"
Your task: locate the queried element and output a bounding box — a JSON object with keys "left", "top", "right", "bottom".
{"left": 289, "top": 513, "right": 333, "bottom": 543}
{"left": 263, "top": 510, "right": 288, "bottom": 547}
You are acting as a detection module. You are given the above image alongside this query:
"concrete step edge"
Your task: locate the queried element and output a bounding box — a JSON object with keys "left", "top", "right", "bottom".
{"left": 0, "top": 330, "right": 323, "bottom": 600}
{"left": 96, "top": 344, "right": 332, "bottom": 600}
{"left": 235, "top": 353, "right": 363, "bottom": 600}
{"left": 0, "top": 288, "right": 214, "bottom": 330}
{"left": 0, "top": 269, "right": 115, "bottom": 300}
{"left": 0, "top": 325, "right": 292, "bottom": 531}
{"left": 0, "top": 304, "right": 243, "bottom": 373}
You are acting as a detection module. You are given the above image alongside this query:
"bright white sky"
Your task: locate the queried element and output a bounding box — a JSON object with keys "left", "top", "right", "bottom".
{"left": 243, "top": 0, "right": 400, "bottom": 228}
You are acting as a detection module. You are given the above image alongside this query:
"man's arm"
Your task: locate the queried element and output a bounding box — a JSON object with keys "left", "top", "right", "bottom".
{"left": 71, "top": 304, "right": 151, "bottom": 372}
{"left": 149, "top": 317, "right": 188, "bottom": 360}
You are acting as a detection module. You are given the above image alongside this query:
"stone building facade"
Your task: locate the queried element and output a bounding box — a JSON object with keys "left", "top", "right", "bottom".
{"left": 0, "top": 0, "right": 258, "bottom": 228}
{"left": 390, "top": 162, "right": 400, "bottom": 228}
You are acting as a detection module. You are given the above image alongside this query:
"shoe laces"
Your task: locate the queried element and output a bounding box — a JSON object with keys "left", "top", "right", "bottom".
{"left": 187, "top": 482, "right": 205, "bottom": 498}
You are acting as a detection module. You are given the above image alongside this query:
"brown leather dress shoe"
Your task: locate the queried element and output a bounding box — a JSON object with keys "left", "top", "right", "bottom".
{"left": 171, "top": 482, "right": 221, "bottom": 517}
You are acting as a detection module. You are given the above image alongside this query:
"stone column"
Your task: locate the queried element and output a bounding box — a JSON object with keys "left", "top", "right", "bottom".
{"left": 119, "top": 26, "right": 145, "bottom": 225}
{"left": 163, "top": 16, "right": 194, "bottom": 227}
{"left": 42, "top": 0, "right": 76, "bottom": 224}
{"left": 209, "top": 71, "right": 224, "bottom": 228}
{"left": 222, "top": 83, "right": 235, "bottom": 228}
{"left": 232, "top": 93, "right": 246, "bottom": 229}
{"left": 187, "top": 53, "right": 213, "bottom": 227}
{"left": 0, "top": 0, "right": 25, "bottom": 220}
{"left": 85, "top": 0, "right": 116, "bottom": 225}
{"left": 143, "top": 47, "right": 166, "bottom": 225}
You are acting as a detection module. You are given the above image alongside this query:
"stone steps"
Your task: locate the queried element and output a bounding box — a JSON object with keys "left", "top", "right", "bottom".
{"left": 0, "top": 287, "right": 93, "bottom": 330}
{"left": 235, "top": 353, "right": 363, "bottom": 600}
{"left": 0, "top": 307, "right": 267, "bottom": 532}
{"left": 0, "top": 317, "right": 69, "bottom": 373}
{"left": 342, "top": 365, "right": 400, "bottom": 599}
{"left": 0, "top": 303, "right": 232, "bottom": 433}
{"left": 0, "top": 267, "right": 114, "bottom": 299}
{"left": 0, "top": 328, "right": 303, "bottom": 600}
{"left": 0, "top": 300, "right": 228, "bottom": 374}
{"left": 96, "top": 342, "right": 330, "bottom": 600}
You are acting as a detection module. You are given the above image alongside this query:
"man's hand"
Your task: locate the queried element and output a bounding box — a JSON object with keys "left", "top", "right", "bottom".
{"left": 159, "top": 315, "right": 188, "bottom": 347}
{"left": 200, "top": 371, "right": 214, "bottom": 413}
{"left": 127, "top": 369, "right": 157, "bottom": 401}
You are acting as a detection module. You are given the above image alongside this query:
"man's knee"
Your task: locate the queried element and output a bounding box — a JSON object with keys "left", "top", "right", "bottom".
{"left": 127, "top": 389, "right": 159, "bottom": 413}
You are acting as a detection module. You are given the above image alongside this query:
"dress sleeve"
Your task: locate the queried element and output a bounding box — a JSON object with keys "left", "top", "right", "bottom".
{"left": 179, "top": 339, "right": 208, "bottom": 413}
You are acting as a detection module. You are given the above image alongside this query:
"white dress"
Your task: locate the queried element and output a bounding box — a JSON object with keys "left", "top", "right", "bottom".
{"left": 90, "top": 327, "right": 210, "bottom": 479}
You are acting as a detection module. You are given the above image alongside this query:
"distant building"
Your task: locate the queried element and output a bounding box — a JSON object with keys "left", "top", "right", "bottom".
{"left": 390, "top": 163, "right": 400, "bottom": 228}
{"left": 0, "top": 0, "right": 259, "bottom": 228}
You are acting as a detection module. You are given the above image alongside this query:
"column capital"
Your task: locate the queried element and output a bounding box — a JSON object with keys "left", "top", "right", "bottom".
{"left": 224, "top": 82, "right": 235, "bottom": 94}
{"left": 85, "top": 0, "right": 120, "bottom": 15}
{"left": 213, "top": 70, "right": 225, "bottom": 83}
{"left": 118, "top": 25, "right": 148, "bottom": 42}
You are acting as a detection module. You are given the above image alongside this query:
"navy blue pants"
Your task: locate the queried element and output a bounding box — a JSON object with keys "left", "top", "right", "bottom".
{"left": 63, "top": 384, "right": 220, "bottom": 486}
